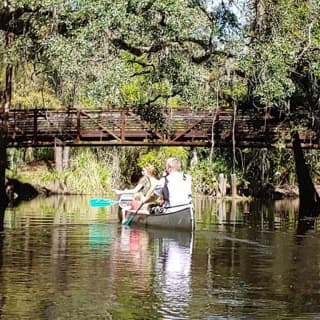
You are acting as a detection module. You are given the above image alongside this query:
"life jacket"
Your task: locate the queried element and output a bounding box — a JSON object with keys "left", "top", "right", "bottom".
{"left": 162, "top": 173, "right": 188, "bottom": 207}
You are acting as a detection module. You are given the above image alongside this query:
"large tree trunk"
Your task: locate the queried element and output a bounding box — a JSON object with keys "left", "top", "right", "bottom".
{"left": 0, "top": 32, "right": 14, "bottom": 230}
{"left": 292, "top": 131, "right": 320, "bottom": 219}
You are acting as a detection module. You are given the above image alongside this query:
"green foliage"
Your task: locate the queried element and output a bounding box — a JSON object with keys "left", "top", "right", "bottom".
{"left": 39, "top": 149, "right": 111, "bottom": 195}
{"left": 241, "top": 0, "right": 320, "bottom": 119}
{"left": 190, "top": 150, "right": 240, "bottom": 195}
{"left": 190, "top": 159, "right": 217, "bottom": 195}
{"left": 1, "top": 0, "right": 319, "bottom": 124}
{"left": 241, "top": 43, "right": 296, "bottom": 108}
{"left": 111, "top": 146, "right": 191, "bottom": 186}
{"left": 1, "top": 0, "right": 320, "bottom": 197}
{"left": 115, "top": 147, "right": 148, "bottom": 186}
{"left": 138, "top": 147, "right": 189, "bottom": 177}
{"left": 12, "top": 90, "right": 60, "bottom": 109}
{"left": 235, "top": 147, "right": 298, "bottom": 193}
{"left": 0, "top": 0, "right": 241, "bottom": 113}
{"left": 7, "top": 144, "right": 320, "bottom": 198}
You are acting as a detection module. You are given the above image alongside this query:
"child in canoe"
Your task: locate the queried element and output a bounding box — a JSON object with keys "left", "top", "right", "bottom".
{"left": 129, "top": 192, "right": 144, "bottom": 210}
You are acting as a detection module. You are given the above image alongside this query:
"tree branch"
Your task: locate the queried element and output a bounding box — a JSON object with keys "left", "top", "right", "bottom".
{"left": 128, "top": 59, "right": 155, "bottom": 71}
{"left": 0, "top": 6, "right": 35, "bottom": 34}
{"left": 111, "top": 38, "right": 164, "bottom": 56}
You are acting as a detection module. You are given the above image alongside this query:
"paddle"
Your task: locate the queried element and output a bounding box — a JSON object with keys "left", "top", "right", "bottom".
{"left": 90, "top": 198, "right": 118, "bottom": 207}
{"left": 122, "top": 202, "right": 144, "bottom": 226}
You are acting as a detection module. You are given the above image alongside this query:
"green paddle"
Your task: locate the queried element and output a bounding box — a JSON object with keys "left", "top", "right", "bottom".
{"left": 122, "top": 202, "right": 144, "bottom": 226}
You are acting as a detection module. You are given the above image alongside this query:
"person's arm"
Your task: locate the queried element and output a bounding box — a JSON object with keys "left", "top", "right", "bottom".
{"left": 143, "top": 178, "right": 163, "bottom": 204}
{"left": 130, "top": 183, "right": 144, "bottom": 194}
{"left": 113, "top": 178, "right": 146, "bottom": 195}
{"left": 143, "top": 192, "right": 159, "bottom": 204}
{"left": 113, "top": 184, "right": 142, "bottom": 195}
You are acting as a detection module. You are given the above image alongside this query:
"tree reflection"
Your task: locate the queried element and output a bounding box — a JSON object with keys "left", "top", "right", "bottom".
{"left": 296, "top": 218, "right": 316, "bottom": 236}
{"left": 0, "top": 230, "right": 4, "bottom": 317}
{"left": 292, "top": 132, "right": 320, "bottom": 235}
{"left": 0, "top": 206, "right": 4, "bottom": 232}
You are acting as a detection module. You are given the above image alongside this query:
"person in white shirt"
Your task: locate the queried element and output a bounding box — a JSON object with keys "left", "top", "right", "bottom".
{"left": 146, "top": 157, "right": 192, "bottom": 208}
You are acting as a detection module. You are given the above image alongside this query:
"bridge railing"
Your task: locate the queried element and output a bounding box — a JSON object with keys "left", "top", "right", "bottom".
{"left": 6, "top": 108, "right": 219, "bottom": 146}
{"left": 2, "top": 108, "right": 319, "bottom": 148}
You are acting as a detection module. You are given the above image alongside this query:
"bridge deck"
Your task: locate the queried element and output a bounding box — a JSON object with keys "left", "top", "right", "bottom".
{"left": 2, "top": 108, "right": 319, "bottom": 148}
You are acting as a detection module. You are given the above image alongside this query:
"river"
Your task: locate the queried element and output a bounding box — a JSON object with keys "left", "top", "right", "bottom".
{"left": 1, "top": 195, "right": 320, "bottom": 319}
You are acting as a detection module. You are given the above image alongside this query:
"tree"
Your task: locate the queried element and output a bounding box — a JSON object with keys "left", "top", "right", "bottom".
{"left": 0, "top": 0, "right": 240, "bottom": 222}
{"left": 0, "top": 0, "right": 240, "bottom": 110}
{"left": 241, "top": 0, "right": 320, "bottom": 124}
{"left": 239, "top": 0, "right": 320, "bottom": 215}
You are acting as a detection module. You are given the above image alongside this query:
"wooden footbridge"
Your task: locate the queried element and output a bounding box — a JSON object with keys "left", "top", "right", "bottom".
{"left": 2, "top": 108, "right": 320, "bottom": 148}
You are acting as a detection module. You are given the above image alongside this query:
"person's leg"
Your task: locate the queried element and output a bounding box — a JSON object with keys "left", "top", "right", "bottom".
{"left": 122, "top": 208, "right": 127, "bottom": 222}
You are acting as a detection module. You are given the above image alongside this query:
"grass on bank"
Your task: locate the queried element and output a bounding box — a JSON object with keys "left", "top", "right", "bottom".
{"left": 7, "top": 149, "right": 116, "bottom": 195}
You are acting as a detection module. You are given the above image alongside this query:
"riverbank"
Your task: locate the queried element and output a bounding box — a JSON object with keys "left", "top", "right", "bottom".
{"left": 6, "top": 161, "right": 307, "bottom": 204}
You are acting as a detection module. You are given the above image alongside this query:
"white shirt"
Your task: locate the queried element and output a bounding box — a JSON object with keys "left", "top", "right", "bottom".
{"left": 155, "top": 171, "right": 192, "bottom": 207}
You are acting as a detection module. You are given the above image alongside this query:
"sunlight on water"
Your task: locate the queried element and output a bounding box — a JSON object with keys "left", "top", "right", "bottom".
{"left": 1, "top": 195, "right": 320, "bottom": 319}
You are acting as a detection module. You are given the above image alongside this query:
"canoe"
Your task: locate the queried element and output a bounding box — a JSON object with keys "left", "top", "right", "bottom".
{"left": 123, "top": 204, "right": 194, "bottom": 231}
{"left": 118, "top": 192, "right": 135, "bottom": 209}
{"left": 117, "top": 192, "right": 135, "bottom": 221}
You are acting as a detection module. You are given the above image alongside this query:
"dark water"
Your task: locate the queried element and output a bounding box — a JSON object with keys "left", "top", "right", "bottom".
{"left": 1, "top": 195, "right": 320, "bottom": 320}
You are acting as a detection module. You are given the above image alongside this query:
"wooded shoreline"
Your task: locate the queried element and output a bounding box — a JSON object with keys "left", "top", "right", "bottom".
{"left": 3, "top": 163, "right": 302, "bottom": 207}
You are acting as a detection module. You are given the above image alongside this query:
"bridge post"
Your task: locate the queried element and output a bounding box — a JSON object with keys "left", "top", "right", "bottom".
{"left": 76, "top": 110, "right": 81, "bottom": 142}
{"left": 54, "top": 138, "right": 64, "bottom": 171}
{"left": 121, "top": 108, "right": 126, "bottom": 143}
{"left": 231, "top": 173, "right": 237, "bottom": 197}
{"left": 33, "top": 109, "right": 37, "bottom": 144}
{"left": 216, "top": 173, "right": 227, "bottom": 197}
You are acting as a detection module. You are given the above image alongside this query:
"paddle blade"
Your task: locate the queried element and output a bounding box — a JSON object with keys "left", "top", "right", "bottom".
{"left": 122, "top": 215, "right": 134, "bottom": 226}
{"left": 90, "top": 198, "right": 117, "bottom": 207}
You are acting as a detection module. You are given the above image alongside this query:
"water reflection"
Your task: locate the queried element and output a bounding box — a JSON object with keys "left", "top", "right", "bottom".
{"left": 1, "top": 195, "right": 320, "bottom": 319}
{"left": 0, "top": 232, "right": 3, "bottom": 318}
{"left": 107, "top": 226, "right": 193, "bottom": 319}
{"left": 194, "top": 196, "right": 309, "bottom": 232}
{"left": 89, "top": 224, "right": 114, "bottom": 249}
{"left": 4, "top": 195, "right": 119, "bottom": 228}
{"left": 296, "top": 217, "right": 316, "bottom": 236}
{"left": 151, "top": 229, "right": 192, "bottom": 319}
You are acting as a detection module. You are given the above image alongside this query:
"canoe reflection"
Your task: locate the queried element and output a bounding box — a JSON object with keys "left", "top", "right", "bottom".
{"left": 118, "top": 226, "right": 193, "bottom": 316}
{"left": 152, "top": 229, "right": 192, "bottom": 315}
